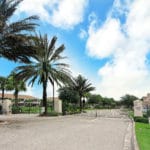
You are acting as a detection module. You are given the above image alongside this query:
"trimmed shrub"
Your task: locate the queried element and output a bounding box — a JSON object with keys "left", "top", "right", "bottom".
{"left": 134, "top": 116, "right": 149, "bottom": 124}
{"left": 40, "top": 111, "right": 60, "bottom": 117}
{"left": 12, "top": 106, "right": 21, "bottom": 114}
{"left": 147, "top": 110, "right": 150, "bottom": 117}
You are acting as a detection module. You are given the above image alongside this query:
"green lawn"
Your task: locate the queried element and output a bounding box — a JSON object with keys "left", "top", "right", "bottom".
{"left": 135, "top": 122, "right": 150, "bottom": 150}
{"left": 12, "top": 106, "right": 53, "bottom": 114}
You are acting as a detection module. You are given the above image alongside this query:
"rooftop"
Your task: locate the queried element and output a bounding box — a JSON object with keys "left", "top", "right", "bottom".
{"left": 0, "top": 93, "right": 38, "bottom": 100}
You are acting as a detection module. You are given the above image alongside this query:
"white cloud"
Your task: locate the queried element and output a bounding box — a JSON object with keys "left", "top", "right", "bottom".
{"left": 87, "top": 18, "right": 126, "bottom": 58}
{"left": 16, "top": 0, "right": 88, "bottom": 29}
{"left": 79, "top": 29, "right": 87, "bottom": 39}
{"left": 86, "top": 0, "right": 150, "bottom": 99}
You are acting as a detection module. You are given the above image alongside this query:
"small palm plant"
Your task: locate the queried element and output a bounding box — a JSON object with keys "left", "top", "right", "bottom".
{"left": 14, "top": 34, "right": 72, "bottom": 115}
{"left": 0, "top": 0, "right": 38, "bottom": 63}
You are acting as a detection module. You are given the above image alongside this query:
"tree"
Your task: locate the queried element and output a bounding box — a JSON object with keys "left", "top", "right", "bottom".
{"left": 0, "top": 0, "right": 38, "bottom": 63}
{"left": 88, "top": 94, "right": 103, "bottom": 105}
{"left": 71, "top": 75, "right": 95, "bottom": 112}
{"left": 120, "top": 94, "right": 138, "bottom": 108}
{"left": 58, "top": 86, "right": 79, "bottom": 104}
{"left": 102, "top": 97, "right": 116, "bottom": 108}
{"left": 7, "top": 72, "right": 26, "bottom": 106}
{"left": 0, "top": 76, "right": 8, "bottom": 101}
{"left": 58, "top": 86, "right": 79, "bottom": 115}
{"left": 14, "top": 34, "right": 72, "bottom": 115}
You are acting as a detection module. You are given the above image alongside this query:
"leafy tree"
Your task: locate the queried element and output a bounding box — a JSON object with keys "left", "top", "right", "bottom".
{"left": 58, "top": 86, "right": 79, "bottom": 104}
{"left": 14, "top": 34, "right": 71, "bottom": 115}
{"left": 120, "top": 94, "right": 138, "bottom": 108}
{"left": 0, "top": 0, "right": 38, "bottom": 63}
{"left": 71, "top": 75, "right": 95, "bottom": 112}
{"left": 58, "top": 86, "right": 80, "bottom": 115}
{"left": 7, "top": 72, "right": 26, "bottom": 106}
{"left": 102, "top": 97, "right": 116, "bottom": 108}
{"left": 88, "top": 94, "right": 103, "bottom": 105}
{"left": 0, "top": 76, "right": 8, "bottom": 101}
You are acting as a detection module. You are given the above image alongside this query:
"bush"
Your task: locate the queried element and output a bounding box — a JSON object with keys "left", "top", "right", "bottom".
{"left": 134, "top": 116, "right": 149, "bottom": 124}
{"left": 12, "top": 106, "right": 21, "bottom": 114}
{"left": 94, "top": 104, "right": 102, "bottom": 109}
{"left": 40, "top": 111, "right": 60, "bottom": 117}
{"left": 147, "top": 110, "right": 150, "bottom": 117}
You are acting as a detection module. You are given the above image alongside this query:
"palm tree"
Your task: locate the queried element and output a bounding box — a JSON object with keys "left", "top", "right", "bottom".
{"left": 0, "top": 0, "right": 38, "bottom": 63}
{"left": 0, "top": 76, "right": 8, "bottom": 102}
{"left": 71, "top": 75, "right": 95, "bottom": 112}
{"left": 7, "top": 72, "right": 26, "bottom": 106}
{"left": 14, "top": 34, "right": 72, "bottom": 115}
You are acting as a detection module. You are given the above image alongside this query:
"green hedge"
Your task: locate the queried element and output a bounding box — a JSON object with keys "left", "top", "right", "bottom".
{"left": 40, "top": 111, "right": 60, "bottom": 117}
{"left": 134, "top": 116, "right": 149, "bottom": 124}
{"left": 12, "top": 106, "right": 21, "bottom": 114}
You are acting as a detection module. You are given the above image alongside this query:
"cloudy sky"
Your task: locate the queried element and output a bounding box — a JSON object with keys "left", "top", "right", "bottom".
{"left": 1, "top": 0, "right": 150, "bottom": 100}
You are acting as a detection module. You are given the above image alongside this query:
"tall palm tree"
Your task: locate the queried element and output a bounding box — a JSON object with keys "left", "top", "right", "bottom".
{"left": 71, "top": 75, "right": 95, "bottom": 112}
{"left": 0, "top": 76, "right": 8, "bottom": 102}
{"left": 7, "top": 72, "right": 26, "bottom": 106}
{"left": 0, "top": 0, "right": 38, "bottom": 63}
{"left": 14, "top": 34, "right": 72, "bottom": 115}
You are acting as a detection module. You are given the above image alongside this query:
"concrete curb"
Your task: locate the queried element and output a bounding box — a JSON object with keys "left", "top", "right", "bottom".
{"left": 123, "top": 121, "right": 132, "bottom": 150}
{"left": 132, "top": 121, "right": 140, "bottom": 150}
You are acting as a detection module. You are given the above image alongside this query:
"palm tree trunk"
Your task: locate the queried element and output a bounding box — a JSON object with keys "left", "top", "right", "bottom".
{"left": 79, "top": 96, "right": 82, "bottom": 112}
{"left": 52, "top": 82, "right": 54, "bottom": 111}
{"left": 43, "top": 81, "right": 47, "bottom": 115}
{"left": 2, "top": 88, "right": 4, "bottom": 103}
{"left": 14, "top": 89, "right": 19, "bottom": 106}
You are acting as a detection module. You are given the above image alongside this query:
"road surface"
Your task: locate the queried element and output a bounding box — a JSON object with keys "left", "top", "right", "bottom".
{"left": 0, "top": 109, "right": 132, "bottom": 150}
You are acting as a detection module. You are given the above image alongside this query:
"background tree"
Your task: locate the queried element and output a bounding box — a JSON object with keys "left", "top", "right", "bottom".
{"left": 58, "top": 86, "right": 79, "bottom": 104}
{"left": 58, "top": 86, "right": 79, "bottom": 114}
{"left": 0, "top": 0, "right": 38, "bottom": 63}
{"left": 14, "top": 34, "right": 72, "bottom": 115}
{"left": 88, "top": 94, "right": 103, "bottom": 105}
{"left": 71, "top": 75, "right": 95, "bottom": 112}
{"left": 120, "top": 94, "right": 138, "bottom": 108}
{"left": 102, "top": 97, "right": 116, "bottom": 108}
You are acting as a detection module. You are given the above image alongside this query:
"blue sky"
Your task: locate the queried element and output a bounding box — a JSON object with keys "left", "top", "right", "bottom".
{"left": 1, "top": 0, "right": 150, "bottom": 100}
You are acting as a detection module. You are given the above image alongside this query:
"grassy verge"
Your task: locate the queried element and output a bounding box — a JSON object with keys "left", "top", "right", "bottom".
{"left": 12, "top": 106, "right": 53, "bottom": 114}
{"left": 128, "top": 110, "right": 134, "bottom": 118}
{"left": 135, "top": 122, "right": 150, "bottom": 150}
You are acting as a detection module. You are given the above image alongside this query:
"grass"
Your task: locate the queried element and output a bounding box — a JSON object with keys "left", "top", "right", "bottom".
{"left": 128, "top": 110, "right": 134, "bottom": 118}
{"left": 12, "top": 106, "right": 53, "bottom": 114}
{"left": 135, "top": 122, "right": 150, "bottom": 150}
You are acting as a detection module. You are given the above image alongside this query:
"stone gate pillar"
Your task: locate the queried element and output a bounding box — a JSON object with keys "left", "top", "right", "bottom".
{"left": 134, "top": 100, "right": 143, "bottom": 117}
{"left": 2, "top": 99, "right": 12, "bottom": 114}
{"left": 54, "top": 99, "right": 62, "bottom": 113}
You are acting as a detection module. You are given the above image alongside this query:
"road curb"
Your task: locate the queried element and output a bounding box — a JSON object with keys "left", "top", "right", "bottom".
{"left": 123, "top": 121, "right": 132, "bottom": 150}
{"left": 132, "top": 121, "right": 140, "bottom": 150}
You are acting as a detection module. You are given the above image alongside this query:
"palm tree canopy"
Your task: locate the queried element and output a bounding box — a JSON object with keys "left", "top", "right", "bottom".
{"left": 71, "top": 74, "right": 95, "bottom": 97}
{"left": 14, "top": 34, "right": 72, "bottom": 114}
{"left": 7, "top": 72, "right": 26, "bottom": 93}
{"left": 0, "top": 76, "right": 7, "bottom": 90}
{"left": 14, "top": 34, "right": 72, "bottom": 88}
{"left": 0, "top": 0, "right": 39, "bottom": 63}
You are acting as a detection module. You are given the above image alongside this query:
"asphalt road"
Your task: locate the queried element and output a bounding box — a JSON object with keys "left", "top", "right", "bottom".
{"left": 0, "top": 110, "right": 132, "bottom": 150}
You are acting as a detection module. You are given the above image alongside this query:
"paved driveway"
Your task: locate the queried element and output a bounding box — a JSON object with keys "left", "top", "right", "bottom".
{"left": 0, "top": 110, "right": 132, "bottom": 150}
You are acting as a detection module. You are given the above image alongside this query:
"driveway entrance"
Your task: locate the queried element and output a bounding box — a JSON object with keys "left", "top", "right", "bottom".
{"left": 0, "top": 109, "right": 133, "bottom": 150}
